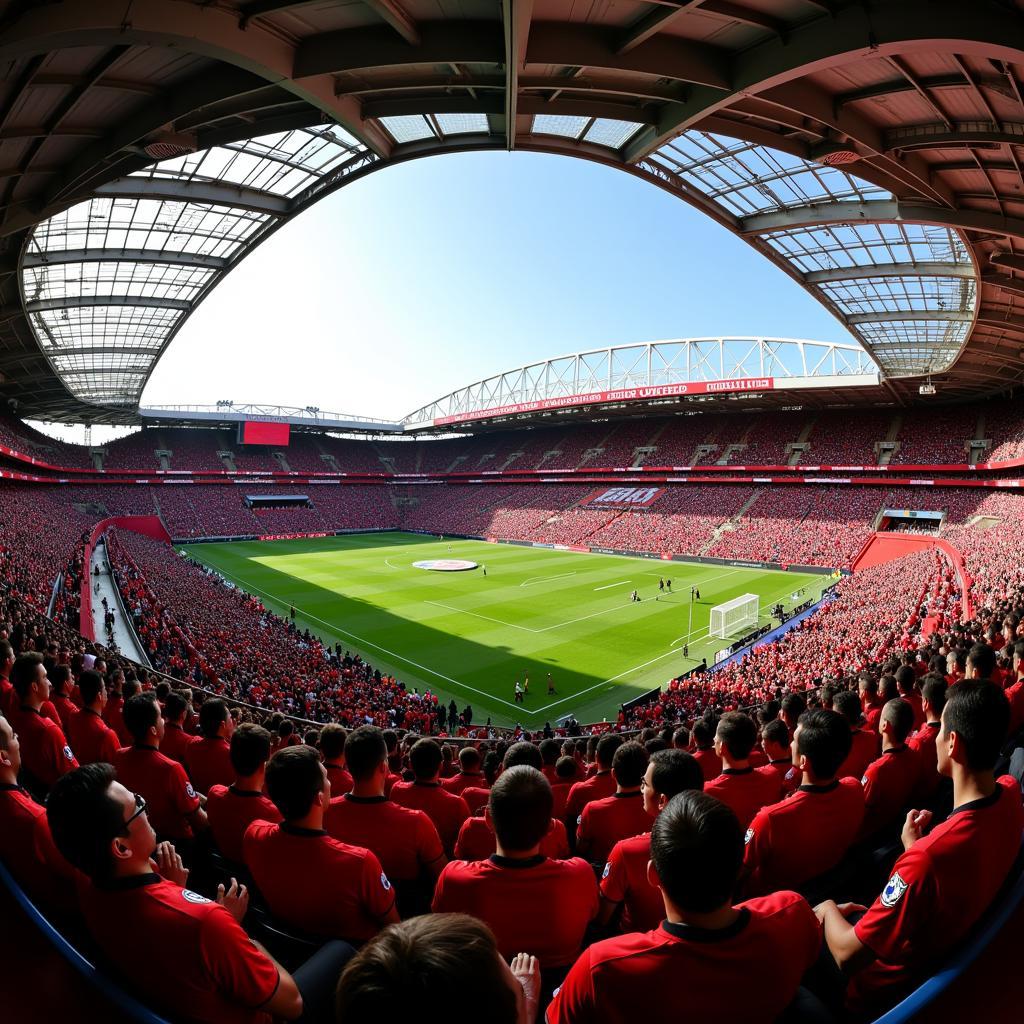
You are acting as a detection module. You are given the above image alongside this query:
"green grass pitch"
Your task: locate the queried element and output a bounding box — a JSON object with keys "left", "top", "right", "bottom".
{"left": 182, "top": 532, "right": 830, "bottom": 728}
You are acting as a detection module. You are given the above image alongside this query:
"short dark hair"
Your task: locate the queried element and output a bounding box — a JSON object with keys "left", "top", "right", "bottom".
{"left": 503, "top": 741, "right": 542, "bottom": 770}
{"left": 858, "top": 674, "right": 878, "bottom": 695}
{"left": 796, "top": 709, "right": 851, "bottom": 780}
{"left": 648, "top": 749, "right": 703, "bottom": 797}
{"left": 11, "top": 653, "right": 44, "bottom": 699}
{"left": 595, "top": 733, "right": 623, "bottom": 768}
{"left": 672, "top": 726, "right": 690, "bottom": 748}
{"left": 780, "top": 693, "right": 806, "bottom": 722}
{"left": 943, "top": 680, "right": 1009, "bottom": 771}
{"left": 967, "top": 643, "right": 996, "bottom": 681}
{"left": 761, "top": 719, "right": 790, "bottom": 749}
{"left": 881, "top": 698, "right": 915, "bottom": 743}
{"left": 78, "top": 670, "right": 105, "bottom": 706}
{"left": 265, "top": 745, "right": 325, "bottom": 820}
{"left": 833, "top": 690, "right": 863, "bottom": 728}
{"left": 458, "top": 746, "right": 481, "bottom": 772}
{"left": 198, "top": 698, "right": 229, "bottom": 738}
{"left": 123, "top": 693, "right": 159, "bottom": 744}
{"left": 555, "top": 756, "right": 577, "bottom": 780}
{"left": 921, "top": 675, "right": 948, "bottom": 717}
{"left": 611, "top": 741, "right": 649, "bottom": 788}
{"left": 650, "top": 791, "right": 742, "bottom": 913}
{"left": 488, "top": 766, "right": 553, "bottom": 852}
{"left": 410, "top": 738, "right": 443, "bottom": 780}
{"left": 691, "top": 719, "right": 715, "bottom": 749}
{"left": 164, "top": 691, "right": 188, "bottom": 721}
{"left": 230, "top": 724, "right": 272, "bottom": 776}
{"left": 336, "top": 915, "right": 517, "bottom": 1024}
{"left": 345, "top": 726, "right": 388, "bottom": 781}
{"left": 46, "top": 764, "right": 125, "bottom": 880}
{"left": 895, "top": 666, "right": 916, "bottom": 694}
{"left": 319, "top": 723, "right": 347, "bottom": 761}
{"left": 879, "top": 675, "right": 898, "bottom": 702}
{"left": 50, "top": 664, "right": 71, "bottom": 693}
{"left": 0, "top": 640, "right": 13, "bottom": 665}
{"left": 716, "top": 712, "right": 757, "bottom": 760}
{"left": 539, "top": 738, "right": 560, "bottom": 766}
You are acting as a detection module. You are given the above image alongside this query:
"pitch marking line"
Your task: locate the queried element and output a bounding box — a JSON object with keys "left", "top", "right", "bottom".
{"left": 425, "top": 600, "right": 540, "bottom": 633}
{"left": 200, "top": 565, "right": 525, "bottom": 711}
{"left": 384, "top": 558, "right": 399, "bottom": 569}
{"left": 520, "top": 572, "right": 577, "bottom": 588}
{"left": 594, "top": 580, "right": 631, "bottom": 591}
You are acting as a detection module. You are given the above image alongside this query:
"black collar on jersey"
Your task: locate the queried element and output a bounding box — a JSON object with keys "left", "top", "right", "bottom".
{"left": 413, "top": 781, "right": 441, "bottom": 788}
{"left": 614, "top": 790, "right": 642, "bottom": 798}
{"left": 344, "top": 794, "right": 387, "bottom": 804}
{"left": 324, "top": 760, "right": 346, "bottom": 770}
{"left": 722, "top": 767, "right": 754, "bottom": 776}
{"left": 924, "top": 722, "right": 940, "bottom": 730}
{"left": 166, "top": 723, "right": 185, "bottom": 732}
{"left": 18, "top": 705, "right": 41, "bottom": 716}
{"left": 280, "top": 823, "right": 327, "bottom": 837}
{"left": 84, "top": 708, "right": 103, "bottom": 718}
{"left": 949, "top": 785, "right": 1003, "bottom": 817}
{"left": 769, "top": 759, "right": 791, "bottom": 766}
{"left": 592, "top": 769, "right": 611, "bottom": 777}
{"left": 228, "top": 786, "right": 265, "bottom": 798}
{"left": 661, "top": 909, "right": 750, "bottom": 943}
{"left": 0, "top": 782, "right": 26, "bottom": 793}
{"left": 490, "top": 854, "right": 545, "bottom": 869}
{"left": 881, "top": 745, "right": 910, "bottom": 756}
{"left": 132, "top": 744, "right": 158, "bottom": 752}
{"left": 798, "top": 780, "right": 840, "bottom": 794}
{"left": 95, "top": 872, "right": 161, "bottom": 892}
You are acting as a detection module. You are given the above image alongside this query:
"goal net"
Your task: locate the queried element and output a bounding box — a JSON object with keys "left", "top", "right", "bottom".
{"left": 709, "top": 593, "right": 759, "bottom": 639}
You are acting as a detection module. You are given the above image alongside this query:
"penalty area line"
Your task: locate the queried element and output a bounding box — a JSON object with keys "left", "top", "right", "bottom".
{"left": 594, "top": 580, "right": 631, "bottom": 591}
{"left": 520, "top": 572, "right": 577, "bottom": 588}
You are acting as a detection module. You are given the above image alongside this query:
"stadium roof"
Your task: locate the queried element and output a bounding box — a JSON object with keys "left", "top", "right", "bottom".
{"left": 1, "top": 1, "right": 1022, "bottom": 422}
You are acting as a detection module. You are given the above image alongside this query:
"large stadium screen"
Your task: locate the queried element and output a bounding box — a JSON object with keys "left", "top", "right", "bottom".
{"left": 238, "top": 421, "right": 290, "bottom": 446}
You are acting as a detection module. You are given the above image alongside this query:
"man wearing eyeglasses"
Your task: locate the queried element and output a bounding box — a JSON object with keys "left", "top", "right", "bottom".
{"left": 47, "top": 762, "right": 310, "bottom": 1023}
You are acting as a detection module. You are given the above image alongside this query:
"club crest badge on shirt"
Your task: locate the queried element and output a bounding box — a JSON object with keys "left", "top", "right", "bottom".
{"left": 381, "top": 872, "right": 392, "bottom": 892}
{"left": 182, "top": 889, "right": 211, "bottom": 904}
{"left": 880, "top": 871, "right": 908, "bottom": 908}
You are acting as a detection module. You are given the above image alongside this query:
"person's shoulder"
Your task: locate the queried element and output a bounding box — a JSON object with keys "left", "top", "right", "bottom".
{"left": 438, "top": 857, "right": 482, "bottom": 882}
{"left": 556, "top": 856, "right": 598, "bottom": 879}
{"left": 206, "top": 784, "right": 229, "bottom": 801}
{"left": 741, "top": 889, "right": 814, "bottom": 920}
{"left": 585, "top": 929, "right": 668, "bottom": 968}
{"left": 243, "top": 819, "right": 277, "bottom": 843}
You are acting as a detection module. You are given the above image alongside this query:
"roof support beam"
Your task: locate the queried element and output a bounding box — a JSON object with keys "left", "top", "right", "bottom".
{"left": 982, "top": 272, "right": 1024, "bottom": 298}
{"left": 364, "top": 0, "right": 421, "bottom": 46}
{"left": 617, "top": 1, "right": 707, "bottom": 57}
{"left": 22, "top": 249, "right": 231, "bottom": 271}
{"left": 623, "top": 0, "right": 1024, "bottom": 162}
{"left": 25, "top": 296, "right": 191, "bottom": 313}
{"left": 989, "top": 251, "right": 1024, "bottom": 274}
{"left": 93, "top": 177, "right": 289, "bottom": 215}
{"left": 846, "top": 310, "right": 973, "bottom": 325}
{"left": 803, "top": 262, "right": 976, "bottom": 284}
{"left": 503, "top": 0, "right": 532, "bottom": 149}
{"left": 887, "top": 124, "right": 1024, "bottom": 152}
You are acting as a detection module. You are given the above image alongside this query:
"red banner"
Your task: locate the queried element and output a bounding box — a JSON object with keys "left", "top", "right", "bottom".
{"left": 432, "top": 378, "right": 775, "bottom": 425}
{"left": 583, "top": 486, "right": 666, "bottom": 508}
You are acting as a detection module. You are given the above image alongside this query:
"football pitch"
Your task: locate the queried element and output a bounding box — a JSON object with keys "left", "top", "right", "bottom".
{"left": 182, "top": 532, "right": 830, "bottom": 728}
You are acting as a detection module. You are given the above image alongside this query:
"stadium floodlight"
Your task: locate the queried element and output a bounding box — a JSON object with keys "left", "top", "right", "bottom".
{"left": 710, "top": 593, "right": 760, "bottom": 639}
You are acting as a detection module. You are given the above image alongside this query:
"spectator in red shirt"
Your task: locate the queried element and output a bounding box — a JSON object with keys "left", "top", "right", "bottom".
{"left": 186, "top": 698, "right": 235, "bottom": 796}
{"left": 690, "top": 718, "right": 722, "bottom": 782}
{"left": 564, "top": 734, "right": 621, "bottom": 840}
{"left": 909, "top": 676, "right": 947, "bottom": 802}
{"left": 48, "top": 664, "right": 77, "bottom": 734}
{"left": 102, "top": 671, "right": 130, "bottom": 747}
{"left": 442, "top": 745, "right": 485, "bottom": 796}
{"left": 45, "top": 762, "right": 310, "bottom": 1023}
{"left": 391, "top": 738, "right": 470, "bottom": 855}
{"left": 549, "top": 790, "right": 821, "bottom": 1024}
{"left": 577, "top": 741, "right": 650, "bottom": 864}
{"left": 206, "top": 723, "right": 281, "bottom": 865}
{"left": 550, "top": 756, "right": 577, "bottom": 819}
{"left": 539, "top": 738, "right": 561, "bottom": 783}
{"left": 320, "top": 723, "right": 353, "bottom": 795}
{"left": 1005, "top": 640, "right": 1024, "bottom": 736}
{"left": 8, "top": 652, "right": 77, "bottom": 794}
{"left": 896, "top": 666, "right": 924, "bottom": 730}
{"left": 336, "top": 914, "right": 540, "bottom": 1024}
{"left": 779, "top": 693, "right": 806, "bottom": 738}
{"left": 966, "top": 641, "right": 996, "bottom": 683}
{"left": 462, "top": 751, "right": 501, "bottom": 814}
{"left": 859, "top": 698, "right": 920, "bottom": 840}
{"left": 325, "top": 725, "right": 445, "bottom": 916}
{"left": 112, "top": 693, "right": 206, "bottom": 842}
{"left": 244, "top": 745, "right": 399, "bottom": 942}
{"left": 743, "top": 709, "right": 864, "bottom": 897}
{"left": 432, "top": 765, "right": 598, "bottom": 973}
{"left": 818, "top": 681, "right": 1024, "bottom": 1013}
{"left": 66, "top": 670, "right": 120, "bottom": 766}
{"left": 859, "top": 674, "right": 883, "bottom": 733}
{"left": 834, "top": 690, "right": 879, "bottom": 781}
{"left": 704, "top": 712, "right": 784, "bottom": 829}
{"left": 0, "top": 640, "right": 15, "bottom": 719}
{"left": 759, "top": 718, "right": 799, "bottom": 793}
{"left": 160, "top": 690, "right": 194, "bottom": 766}
{"left": 599, "top": 748, "right": 703, "bottom": 933}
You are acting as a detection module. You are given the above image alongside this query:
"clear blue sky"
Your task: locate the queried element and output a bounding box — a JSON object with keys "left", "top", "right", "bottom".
{"left": 141, "top": 150, "right": 855, "bottom": 418}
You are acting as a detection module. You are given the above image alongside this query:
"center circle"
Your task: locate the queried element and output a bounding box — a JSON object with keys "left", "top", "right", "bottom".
{"left": 412, "top": 559, "right": 479, "bottom": 572}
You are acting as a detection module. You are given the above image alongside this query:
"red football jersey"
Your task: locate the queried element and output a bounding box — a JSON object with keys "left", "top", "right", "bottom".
{"left": 185, "top": 737, "right": 234, "bottom": 796}
{"left": 112, "top": 745, "right": 200, "bottom": 840}
{"left": 548, "top": 891, "right": 821, "bottom": 1024}
{"left": 9, "top": 705, "right": 78, "bottom": 789}
{"left": 850, "top": 776, "right": 1024, "bottom": 1009}
{"left": 441, "top": 771, "right": 485, "bottom": 796}
{"left": 79, "top": 874, "right": 279, "bottom": 1024}
{"left": 205, "top": 785, "right": 281, "bottom": 864}
{"left": 577, "top": 792, "right": 649, "bottom": 864}
{"left": 743, "top": 779, "right": 865, "bottom": 896}
{"left": 390, "top": 780, "right": 469, "bottom": 854}
{"left": 692, "top": 748, "right": 723, "bottom": 782}
{"left": 564, "top": 771, "right": 616, "bottom": 825}
{"left": 838, "top": 728, "right": 879, "bottom": 782}
{"left": 704, "top": 768, "right": 784, "bottom": 829}
{"left": 454, "top": 815, "right": 569, "bottom": 862}
{"left": 599, "top": 831, "right": 663, "bottom": 933}
{"left": 907, "top": 722, "right": 941, "bottom": 801}
{"left": 859, "top": 746, "right": 920, "bottom": 839}
{"left": 461, "top": 785, "right": 491, "bottom": 815}
{"left": 432, "top": 854, "right": 598, "bottom": 968}
{"left": 160, "top": 722, "right": 194, "bottom": 766}
{"left": 243, "top": 821, "right": 395, "bottom": 941}
{"left": 324, "top": 763, "right": 353, "bottom": 796}
{"left": 66, "top": 708, "right": 120, "bottom": 766}
{"left": 325, "top": 794, "right": 444, "bottom": 882}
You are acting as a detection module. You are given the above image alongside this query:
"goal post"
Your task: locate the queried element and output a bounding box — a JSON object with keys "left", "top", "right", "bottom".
{"left": 709, "top": 593, "right": 759, "bottom": 639}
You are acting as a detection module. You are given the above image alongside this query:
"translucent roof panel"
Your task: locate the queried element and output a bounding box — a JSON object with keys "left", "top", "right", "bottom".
{"left": 434, "top": 113, "right": 490, "bottom": 136}
{"left": 380, "top": 115, "right": 435, "bottom": 144}
{"left": 582, "top": 119, "right": 643, "bottom": 149}
{"left": 642, "top": 131, "right": 977, "bottom": 377}
{"left": 532, "top": 114, "right": 590, "bottom": 139}
{"left": 22, "top": 124, "right": 374, "bottom": 408}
